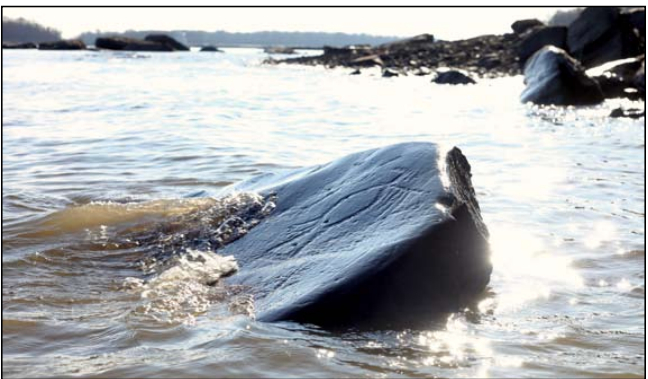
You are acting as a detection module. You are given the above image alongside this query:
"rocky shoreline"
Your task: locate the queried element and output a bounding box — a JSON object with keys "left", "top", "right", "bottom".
{"left": 270, "top": 6, "right": 645, "bottom": 114}
{"left": 271, "top": 32, "right": 523, "bottom": 78}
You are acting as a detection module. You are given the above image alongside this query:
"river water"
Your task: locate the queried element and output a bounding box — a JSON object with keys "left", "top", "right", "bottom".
{"left": 2, "top": 48, "right": 645, "bottom": 378}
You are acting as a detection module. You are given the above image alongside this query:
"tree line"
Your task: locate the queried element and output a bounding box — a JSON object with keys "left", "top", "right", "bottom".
{"left": 2, "top": 17, "right": 61, "bottom": 43}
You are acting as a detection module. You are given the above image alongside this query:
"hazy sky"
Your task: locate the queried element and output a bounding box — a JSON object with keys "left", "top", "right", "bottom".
{"left": 3, "top": 7, "right": 575, "bottom": 40}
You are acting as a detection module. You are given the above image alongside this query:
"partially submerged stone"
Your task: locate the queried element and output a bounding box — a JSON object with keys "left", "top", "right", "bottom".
{"left": 220, "top": 142, "right": 492, "bottom": 328}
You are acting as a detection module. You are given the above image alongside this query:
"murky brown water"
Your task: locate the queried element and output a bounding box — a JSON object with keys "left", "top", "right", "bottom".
{"left": 3, "top": 48, "right": 645, "bottom": 378}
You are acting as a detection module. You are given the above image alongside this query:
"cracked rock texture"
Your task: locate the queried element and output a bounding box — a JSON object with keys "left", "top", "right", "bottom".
{"left": 222, "top": 142, "right": 491, "bottom": 328}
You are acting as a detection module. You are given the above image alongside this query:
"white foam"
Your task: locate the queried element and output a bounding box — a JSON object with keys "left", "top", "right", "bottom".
{"left": 124, "top": 250, "right": 248, "bottom": 325}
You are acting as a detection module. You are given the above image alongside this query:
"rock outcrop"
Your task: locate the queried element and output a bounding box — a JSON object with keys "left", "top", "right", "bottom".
{"left": 220, "top": 142, "right": 492, "bottom": 328}
{"left": 95, "top": 34, "right": 188, "bottom": 52}
{"left": 521, "top": 46, "right": 604, "bottom": 106}
{"left": 144, "top": 34, "right": 189, "bottom": 51}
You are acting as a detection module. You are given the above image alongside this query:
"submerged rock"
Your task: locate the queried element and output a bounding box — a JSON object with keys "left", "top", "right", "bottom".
{"left": 432, "top": 70, "right": 476, "bottom": 85}
{"left": 38, "top": 39, "right": 86, "bottom": 50}
{"left": 521, "top": 46, "right": 604, "bottom": 106}
{"left": 221, "top": 142, "right": 492, "bottom": 328}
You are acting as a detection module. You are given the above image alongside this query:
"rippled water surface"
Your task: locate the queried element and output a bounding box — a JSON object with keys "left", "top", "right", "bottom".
{"left": 3, "top": 48, "right": 645, "bottom": 378}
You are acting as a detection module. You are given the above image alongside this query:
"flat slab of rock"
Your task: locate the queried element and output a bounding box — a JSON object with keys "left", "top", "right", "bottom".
{"left": 521, "top": 46, "right": 604, "bottom": 106}
{"left": 221, "top": 142, "right": 492, "bottom": 328}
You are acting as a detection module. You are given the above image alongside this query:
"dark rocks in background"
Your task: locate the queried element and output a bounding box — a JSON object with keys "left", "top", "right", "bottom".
{"left": 382, "top": 68, "right": 400, "bottom": 78}
{"left": 433, "top": 70, "right": 476, "bottom": 85}
{"left": 634, "top": 60, "right": 645, "bottom": 96}
{"left": 144, "top": 34, "right": 189, "bottom": 51}
{"left": 96, "top": 36, "right": 173, "bottom": 51}
{"left": 96, "top": 34, "right": 188, "bottom": 51}
{"left": 521, "top": 46, "right": 604, "bottom": 106}
{"left": 380, "top": 33, "right": 435, "bottom": 49}
{"left": 200, "top": 46, "right": 223, "bottom": 52}
{"left": 621, "top": 8, "right": 646, "bottom": 37}
{"left": 2, "top": 42, "right": 38, "bottom": 49}
{"left": 511, "top": 19, "right": 545, "bottom": 34}
{"left": 567, "top": 7, "right": 642, "bottom": 68}
{"left": 278, "top": 32, "right": 523, "bottom": 78}
{"left": 518, "top": 26, "right": 567, "bottom": 66}
{"left": 610, "top": 107, "right": 645, "bottom": 118}
{"left": 221, "top": 142, "right": 492, "bottom": 328}
{"left": 350, "top": 68, "right": 361, "bottom": 75}
{"left": 589, "top": 56, "right": 645, "bottom": 100}
{"left": 263, "top": 46, "right": 296, "bottom": 54}
{"left": 413, "top": 66, "right": 432, "bottom": 76}
{"left": 38, "top": 39, "right": 86, "bottom": 50}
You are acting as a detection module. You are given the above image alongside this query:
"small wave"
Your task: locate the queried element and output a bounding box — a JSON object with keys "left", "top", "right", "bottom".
{"left": 123, "top": 249, "right": 252, "bottom": 325}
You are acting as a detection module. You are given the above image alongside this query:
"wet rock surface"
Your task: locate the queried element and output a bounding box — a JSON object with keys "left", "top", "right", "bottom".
{"left": 220, "top": 142, "right": 492, "bottom": 328}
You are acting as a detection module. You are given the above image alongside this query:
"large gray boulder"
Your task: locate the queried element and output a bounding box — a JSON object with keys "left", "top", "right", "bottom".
{"left": 220, "top": 142, "right": 492, "bottom": 328}
{"left": 521, "top": 46, "right": 604, "bottom": 106}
